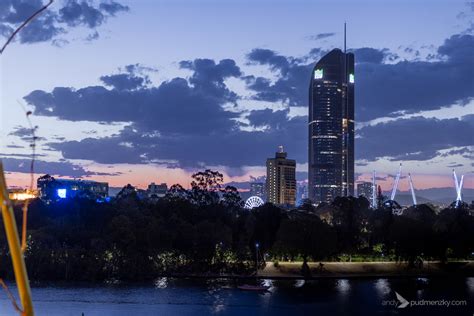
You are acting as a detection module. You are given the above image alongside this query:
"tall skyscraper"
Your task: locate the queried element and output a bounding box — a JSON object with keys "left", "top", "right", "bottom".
{"left": 266, "top": 146, "right": 296, "bottom": 207}
{"left": 308, "top": 44, "right": 355, "bottom": 204}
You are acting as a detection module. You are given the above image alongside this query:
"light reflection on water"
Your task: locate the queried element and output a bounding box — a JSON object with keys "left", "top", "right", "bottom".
{"left": 154, "top": 277, "right": 168, "bottom": 289}
{"left": 335, "top": 279, "right": 350, "bottom": 296}
{"left": 466, "top": 277, "right": 474, "bottom": 294}
{"left": 374, "top": 278, "right": 390, "bottom": 298}
{"left": 0, "top": 277, "right": 471, "bottom": 315}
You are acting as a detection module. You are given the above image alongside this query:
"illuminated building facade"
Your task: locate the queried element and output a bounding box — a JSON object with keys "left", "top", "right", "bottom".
{"left": 266, "top": 147, "right": 296, "bottom": 207}
{"left": 8, "top": 189, "right": 37, "bottom": 201}
{"left": 357, "top": 181, "right": 373, "bottom": 200}
{"left": 308, "top": 48, "right": 355, "bottom": 204}
{"left": 37, "top": 174, "right": 108, "bottom": 202}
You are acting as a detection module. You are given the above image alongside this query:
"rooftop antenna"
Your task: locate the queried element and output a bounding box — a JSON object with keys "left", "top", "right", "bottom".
{"left": 344, "top": 21, "right": 347, "bottom": 53}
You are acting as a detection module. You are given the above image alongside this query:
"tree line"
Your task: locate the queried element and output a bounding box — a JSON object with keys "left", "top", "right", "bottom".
{"left": 0, "top": 169, "right": 472, "bottom": 282}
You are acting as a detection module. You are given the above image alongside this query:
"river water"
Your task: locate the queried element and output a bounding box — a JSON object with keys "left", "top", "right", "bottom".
{"left": 0, "top": 277, "right": 473, "bottom": 315}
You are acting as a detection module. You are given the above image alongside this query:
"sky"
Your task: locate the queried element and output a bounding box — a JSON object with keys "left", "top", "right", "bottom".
{"left": 0, "top": 0, "right": 473, "bottom": 193}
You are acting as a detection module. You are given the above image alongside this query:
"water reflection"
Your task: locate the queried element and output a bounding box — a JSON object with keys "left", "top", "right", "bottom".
{"left": 374, "top": 278, "right": 390, "bottom": 298}
{"left": 154, "top": 277, "right": 168, "bottom": 289}
{"left": 466, "top": 277, "right": 474, "bottom": 294}
{"left": 294, "top": 279, "right": 305, "bottom": 288}
{"left": 336, "top": 279, "right": 350, "bottom": 296}
{"left": 0, "top": 278, "right": 471, "bottom": 315}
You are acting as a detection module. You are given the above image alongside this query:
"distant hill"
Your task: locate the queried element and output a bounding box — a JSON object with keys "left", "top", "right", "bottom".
{"left": 383, "top": 188, "right": 474, "bottom": 206}
{"left": 108, "top": 187, "right": 122, "bottom": 197}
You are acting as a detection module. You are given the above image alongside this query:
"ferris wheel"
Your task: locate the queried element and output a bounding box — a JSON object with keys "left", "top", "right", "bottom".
{"left": 244, "top": 196, "right": 264, "bottom": 209}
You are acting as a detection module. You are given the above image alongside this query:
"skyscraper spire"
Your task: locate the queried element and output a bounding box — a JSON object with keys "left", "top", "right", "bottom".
{"left": 344, "top": 22, "right": 347, "bottom": 53}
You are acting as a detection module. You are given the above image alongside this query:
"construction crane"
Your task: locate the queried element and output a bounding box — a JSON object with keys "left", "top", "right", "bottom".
{"left": 372, "top": 170, "right": 376, "bottom": 209}
{"left": 452, "top": 169, "right": 464, "bottom": 207}
{"left": 390, "top": 163, "right": 402, "bottom": 201}
{"left": 408, "top": 173, "right": 417, "bottom": 206}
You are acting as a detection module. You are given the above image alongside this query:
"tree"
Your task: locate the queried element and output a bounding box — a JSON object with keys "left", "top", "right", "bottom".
{"left": 274, "top": 213, "right": 337, "bottom": 275}
{"left": 221, "top": 185, "right": 243, "bottom": 210}
{"left": 189, "top": 169, "right": 223, "bottom": 205}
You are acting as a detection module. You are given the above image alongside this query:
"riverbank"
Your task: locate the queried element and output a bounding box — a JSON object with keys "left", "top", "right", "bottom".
{"left": 166, "top": 261, "right": 474, "bottom": 280}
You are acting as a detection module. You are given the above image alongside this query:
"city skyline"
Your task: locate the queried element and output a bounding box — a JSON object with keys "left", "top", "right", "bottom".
{"left": 1, "top": 0, "right": 473, "bottom": 192}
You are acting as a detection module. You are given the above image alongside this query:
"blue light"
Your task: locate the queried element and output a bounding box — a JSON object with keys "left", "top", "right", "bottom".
{"left": 57, "top": 189, "right": 67, "bottom": 199}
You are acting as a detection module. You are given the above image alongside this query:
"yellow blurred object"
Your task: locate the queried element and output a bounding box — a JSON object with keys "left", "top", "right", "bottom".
{"left": 0, "top": 162, "right": 34, "bottom": 315}
{"left": 8, "top": 190, "right": 37, "bottom": 201}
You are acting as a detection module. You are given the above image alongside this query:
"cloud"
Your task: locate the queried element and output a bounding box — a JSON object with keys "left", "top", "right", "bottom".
{"left": 245, "top": 48, "right": 311, "bottom": 107}
{"left": 21, "top": 31, "right": 474, "bottom": 172}
{"left": 350, "top": 47, "right": 388, "bottom": 64}
{"left": 357, "top": 115, "right": 474, "bottom": 162}
{"left": 8, "top": 126, "right": 46, "bottom": 142}
{"left": 308, "top": 32, "right": 335, "bottom": 41}
{"left": 244, "top": 34, "right": 474, "bottom": 122}
{"left": 0, "top": 0, "right": 128, "bottom": 44}
{"left": 46, "top": 112, "right": 307, "bottom": 168}
{"left": 1, "top": 157, "right": 118, "bottom": 177}
{"left": 100, "top": 73, "right": 149, "bottom": 91}
{"left": 26, "top": 59, "right": 242, "bottom": 136}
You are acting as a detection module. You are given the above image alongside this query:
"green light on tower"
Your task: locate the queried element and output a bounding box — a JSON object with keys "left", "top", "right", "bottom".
{"left": 349, "top": 73, "right": 354, "bottom": 83}
{"left": 314, "top": 69, "right": 323, "bottom": 79}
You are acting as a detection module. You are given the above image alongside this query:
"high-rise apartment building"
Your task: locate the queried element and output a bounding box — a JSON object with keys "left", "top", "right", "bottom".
{"left": 266, "top": 146, "right": 296, "bottom": 207}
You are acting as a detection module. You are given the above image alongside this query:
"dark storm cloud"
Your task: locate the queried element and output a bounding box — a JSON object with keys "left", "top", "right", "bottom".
{"left": 245, "top": 34, "right": 474, "bottom": 121}
{"left": 357, "top": 115, "right": 474, "bottom": 162}
{"left": 0, "top": 0, "right": 128, "bottom": 44}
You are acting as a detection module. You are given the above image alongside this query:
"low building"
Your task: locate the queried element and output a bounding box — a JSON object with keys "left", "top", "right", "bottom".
{"left": 147, "top": 182, "right": 168, "bottom": 198}
{"left": 37, "top": 174, "right": 108, "bottom": 202}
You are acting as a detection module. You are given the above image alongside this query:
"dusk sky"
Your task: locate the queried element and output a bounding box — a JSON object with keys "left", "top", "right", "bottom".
{"left": 0, "top": 0, "right": 473, "bottom": 192}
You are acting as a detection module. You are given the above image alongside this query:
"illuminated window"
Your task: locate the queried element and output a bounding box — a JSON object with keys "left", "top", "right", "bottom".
{"left": 349, "top": 73, "right": 354, "bottom": 83}
{"left": 57, "top": 189, "right": 67, "bottom": 199}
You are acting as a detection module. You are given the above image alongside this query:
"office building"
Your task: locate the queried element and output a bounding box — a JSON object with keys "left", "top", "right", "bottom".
{"left": 266, "top": 146, "right": 296, "bottom": 207}
{"left": 308, "top": 47, "right": 355, "bottom": 204}
{"left": 357, "top": 182, "right": 373, "bottom": 200}
{"left": 37, "top": 174, "right": 108, "bottom": 202}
